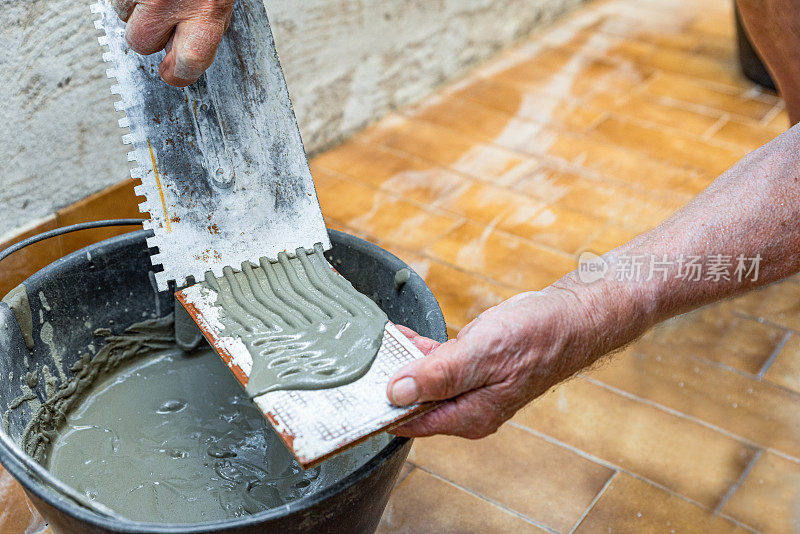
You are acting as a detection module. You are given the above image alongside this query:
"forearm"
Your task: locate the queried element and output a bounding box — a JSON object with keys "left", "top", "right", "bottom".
{"left": 547, "top": 124, "right": 800, "bottom": 374}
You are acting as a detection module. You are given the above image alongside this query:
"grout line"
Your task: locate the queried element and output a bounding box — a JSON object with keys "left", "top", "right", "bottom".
{"left": 700, "top": 113, "right": 728, "bottom": 141}
{"left": 714, "top": 449, "right": 762, "bottom": 514}
{"left": 395, "top": 463, "right": 416, "bottom": 487}
{"left": 757, "top": 330, "right": 792, "bottom": 379}
{"left": 508, "top": 422, "right": 760, "bottom": 532}
{"left": 567, "top": 470, "right": 617, "bottom": 534}
{"left": 582, "top": 375, "right": 800, "bottom": 465}
{"left": 415, "top": 466, "right": 560, "bottom": 533}
{"left": 759, "top": 101, "right": 785, "bottom": 126}
{"left": 317, "top": 162, "right": 580, "bottom": 262}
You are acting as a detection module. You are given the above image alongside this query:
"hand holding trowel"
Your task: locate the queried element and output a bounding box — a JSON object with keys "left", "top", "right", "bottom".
{"left": 93, "top": 0, "right": 436, "bottom": 467}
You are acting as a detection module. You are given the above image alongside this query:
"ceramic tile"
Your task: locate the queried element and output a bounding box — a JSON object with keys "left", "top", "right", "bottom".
{"left": 409, "top": 425, "right": 613, "bottom": 532}
{"left": 377, "top": 470, "right": 546, "bottom": 534}
{"left": 575, "top": 473, "right": 750, "bottom": 533}
{"left": 451, "top": 78, "right": 605, "bottom": 133}
{"left": 764, "top": 335, "right": 800, "bottom": 394}
{"left": 589, "top": 116, "right": 745, "bottom": 176}
{"left": 514, "top": 379, "right": 757, "bottom": 507}
{"left": 511, "top": 165, "right": 684, "bottom": 232}
{"left": 311, "top": 142, "right": 465, "bottom": 205}
{"left": 763, "top": 108, "right": 790, "bottom": 132}
{"left": 727, "top": 280, "right": 800, "bottom": 331}
{"left": 645, "top": 72, "right": 776, "bottom": 121}
{"left": 633, "top": 304, "right": 787, "bottom": 374}
{"left": 722, "top": 452, "right": 800, "bottom": 533}
{"left": 363, "top": 116, "right": 535, "bottom": 185}
{"left": 588, "top": 331, "right": 800, "bottom": 459}
{"left": 711, "top": 118, "right": 784, "bottom": 150}
{"left": 314, "top": 170, "right": 461, "bottom": 250}
{"left": 588, "top": 92, "right": 722, "bottom": 136}
{"left": 438, "top": 181, "right": 545, "bottom": 227}
{"left": 496, "top": 203, "right": 604, "bottom": 255}
{"left": 492, "top": 48, "right": 653, "bottom": 100}
{"left": 499, "top": 124, "right": 699, "bottom": 196}
{"left": 0, "top": 468, "right": 46, "bottom": 534}
{"left": 427, "top": 222, "right": 576, "bottom": 290}
{"left": 408, "top": 258, "right": 517, "bottom": 330}
{"left": 0, "top": 215, "right": 61, "bottom": 299}
{"left": 56, "top": 179, "right": 144, "bottom": 255}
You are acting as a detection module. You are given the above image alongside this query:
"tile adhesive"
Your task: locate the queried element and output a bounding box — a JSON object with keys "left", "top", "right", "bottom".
{"left": 2, "top": 244, "right": 395, "bottom": 523}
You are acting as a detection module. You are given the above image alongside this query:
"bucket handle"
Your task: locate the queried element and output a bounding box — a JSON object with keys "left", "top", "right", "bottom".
{"left": 0, "top": 219, "right": 145, "bottom": 263}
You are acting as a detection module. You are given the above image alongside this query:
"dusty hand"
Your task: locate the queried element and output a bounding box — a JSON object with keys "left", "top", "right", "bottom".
{"left": 387, "top": 288, "right": 599, "bottom": 439}
{"left": 112, "top": 0, "right": 234, "bottom": 86}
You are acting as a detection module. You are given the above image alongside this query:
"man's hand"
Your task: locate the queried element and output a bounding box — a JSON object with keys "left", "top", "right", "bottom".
{"left": 113, "top": 0, "right": 234, "bottom": 87}
{"left": 387, "top": 288, "right": 606, "bottom": 438}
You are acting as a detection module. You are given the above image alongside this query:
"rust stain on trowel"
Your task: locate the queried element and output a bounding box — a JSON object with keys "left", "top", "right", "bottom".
{"left": 147, "top": 139, "right": 172, "bottom": 233}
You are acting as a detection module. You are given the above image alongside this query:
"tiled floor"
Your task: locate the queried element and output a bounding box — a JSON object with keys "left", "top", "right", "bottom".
{"left": 2, "top": 0, "right": 799, "bottom": 532}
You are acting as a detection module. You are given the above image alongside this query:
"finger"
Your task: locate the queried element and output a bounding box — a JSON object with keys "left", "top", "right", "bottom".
{"left": 389, "top": 387, "right": 505, "bottom": 439}
{"left": 395, "top": 325, "right": 441, "bottom": 355}
{"left": 112, "top": 0, "right": 137, "bottom": 21}
{"left": 387, "top": 340, "right": 482, "bottom": 406}
{"left": 125, "top": 3, "right": 176, "bottom": 55}
{"left": 159, "top": 16, "right": 227, "bottom": 86}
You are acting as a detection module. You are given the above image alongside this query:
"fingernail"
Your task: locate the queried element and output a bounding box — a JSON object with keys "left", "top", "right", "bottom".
{"left": 391, "top": 377, "right": 418, "bottom": 406}
{"left": 173, "top": 54, "right": 202, "bottom": 81}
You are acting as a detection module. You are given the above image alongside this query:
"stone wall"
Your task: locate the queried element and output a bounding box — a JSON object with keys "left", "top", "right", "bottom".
{"left": 0, "top": 0, "right": 584, "bottom": 240}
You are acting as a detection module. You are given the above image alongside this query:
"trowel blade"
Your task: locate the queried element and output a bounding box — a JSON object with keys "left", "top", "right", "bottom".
{"left": 175, "top": 282, "right": 438, "bottom": 468}
{"left": 92, "top": 0, "right": 330, "bottom": 291}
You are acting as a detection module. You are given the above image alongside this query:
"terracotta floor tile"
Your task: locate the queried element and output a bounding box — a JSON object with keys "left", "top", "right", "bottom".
{"left": 438, "top": 181, "right": 544, "bottom": 227}
{"left": 711, "top": 118, "right": 784, "bottom": 150}
{"left": 727, "top": 280, "right": 800, "bottom": 331}
{"left": 409, "top": 425, "right": 613, "bottom": 532}
{"left": 514, "top": 379, "right": 757, "bottom": 507}
{"left": 377, "top": 469, "right": 545, "bottom": 534}
{"left": 575, "top": 473, "right": 749, "bottom": 533}
{"left": 764, "top": 335, "right": 800, "bottom": 394}
{"left": 450, "top": 78, "right": 605, "bottom": 133}
{"left": 315, "top": 170, "right": 461, "bottom": 251}
{"left": 511, "top": 165, "right": 684, "bottom": 231}
{"left": 645, "top": 72, "right": 776, "bottom": 121}
{"left": 589, "top": 116, "right": 745, "bottom": 176}
{"left": 634, "top": 304, "right": 787, "bottom": 374}
{"left": 496, "top": 203, "right": 604, "bottom": 255}
{"left": 363, "top": 116, "right": 535, "bottom": 185}
{"left": 0, "top": 215, "right": 62, "bottom": 298}
{"left": 427, "top": 222, "right": 575, "bottom": 290}
{"left": 56, "top": 179, "right": 144, "bottom": 255}
{"left": 0, "top": 468, "right": 46, "bottom": 534}
{"left": 492, "top": 47, "right": 653, "bottom": 101}
{"left": 588, "top": 92, "right": 722, "bottom": 137}
{"left": 764, "top": 108, "right": 790, "bottom": 133}
{"left": 311, "top": 142, "right": 465, "bottom": 205}
{"left": 588, "top": 333, "right": 800, "bottom": 458}
{"left": 500, "top": 124, "right": 698, "bottom": 196}
{"left": 721, "top": 452, "right": 800, "bottom": 533}
{"left": 410, "top": 258, "right": 517, "bottom": 330}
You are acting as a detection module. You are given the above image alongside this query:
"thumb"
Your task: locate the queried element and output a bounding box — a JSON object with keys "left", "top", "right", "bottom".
{"left": 159, "top": 16, "right": 227, "bottom": 87}
{"left": 387, "top": 341, "right": 480, "bottom": 406}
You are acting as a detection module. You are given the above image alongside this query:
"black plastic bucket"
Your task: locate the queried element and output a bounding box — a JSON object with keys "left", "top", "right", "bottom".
{"left": 0, "top": 229, "right": 446, "bottom": 533}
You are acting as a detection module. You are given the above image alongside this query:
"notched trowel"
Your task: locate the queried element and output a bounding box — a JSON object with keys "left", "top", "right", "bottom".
{"left": 93, "top": 0, "right": 433, "bottom": 467}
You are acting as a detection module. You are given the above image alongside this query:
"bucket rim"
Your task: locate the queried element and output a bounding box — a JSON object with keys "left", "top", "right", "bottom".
{"left": 0, "top": 228, "right": 444, "bottom": 532}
